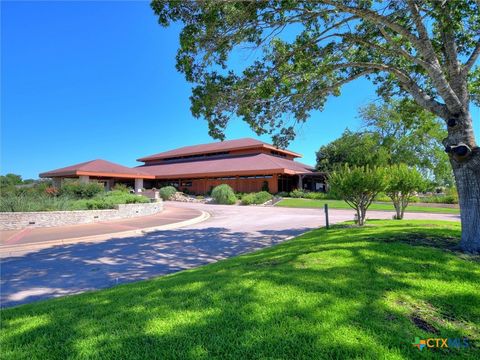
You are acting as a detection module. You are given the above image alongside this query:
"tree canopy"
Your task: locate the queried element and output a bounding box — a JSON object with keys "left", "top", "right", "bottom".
{"left": 152, "top": 0, "right": 479, "bottom": 146}
{"left": 359, "top": 99, "right": 454, "bottom": 185}
{"left": 316, "top": 129, "right": 390, "bottom": 171}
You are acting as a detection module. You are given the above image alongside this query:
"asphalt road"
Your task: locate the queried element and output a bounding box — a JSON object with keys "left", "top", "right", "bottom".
{"left": 0, "top": 203, "right": 459, "bottom": 308}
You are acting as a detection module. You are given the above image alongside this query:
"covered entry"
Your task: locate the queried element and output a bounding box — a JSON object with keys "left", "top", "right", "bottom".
{"left": 298, "top": 172, "right": 328, "bottom": 192}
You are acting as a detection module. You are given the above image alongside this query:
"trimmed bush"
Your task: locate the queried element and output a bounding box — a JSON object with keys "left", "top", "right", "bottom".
{"left": 254, "top": 191, "right": 273, "bottom": 204}
{"left": 275, "top": 191, "right": 289, "bottom": 197}
{"left": 159, "top": 186, "right": 177, "bottom": 200}
{"left": 241, "top": 191, "right": 273, "bottom": 205}
{"left": 59, "top": 181, "right": 104, "bottom": 199}
{"left": 240, "top": 193, "right": 256, "bottom": 205}
{"left": 211, "top": 184, "right": 237, "bottom": 205}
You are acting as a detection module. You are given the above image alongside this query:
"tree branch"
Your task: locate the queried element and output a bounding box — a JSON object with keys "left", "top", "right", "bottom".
{"left": 464, "top": 40, "right": 480, "bottom": 74}
{"left": 406, "top": 0, "right": 463, "bottom": 112}
{"left": 329, "top": 62, "right": 448, "bottom": 118}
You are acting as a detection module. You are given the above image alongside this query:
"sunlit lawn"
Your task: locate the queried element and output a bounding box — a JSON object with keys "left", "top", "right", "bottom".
{"left": 276, "top": 198, "right": 460, "bottom": 214}
{"left": 1, "top": 220, "right": 478, "bottom": 359}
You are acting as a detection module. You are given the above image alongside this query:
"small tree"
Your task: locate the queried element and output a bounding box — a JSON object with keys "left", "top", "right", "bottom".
{"left": 386, "top": 164, "right": 425, "bottom": 220}
{"left": 330, "top": 165, "right": 387, "bottom": 226}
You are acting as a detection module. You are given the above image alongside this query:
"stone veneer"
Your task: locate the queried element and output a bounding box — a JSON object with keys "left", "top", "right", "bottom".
{"left": 0, "top": 202, "right": 163, "bottom": 230}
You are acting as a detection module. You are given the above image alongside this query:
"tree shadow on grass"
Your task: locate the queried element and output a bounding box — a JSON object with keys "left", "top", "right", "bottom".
{"left": 1, "top": 222, "right": 479, "bottom": 359}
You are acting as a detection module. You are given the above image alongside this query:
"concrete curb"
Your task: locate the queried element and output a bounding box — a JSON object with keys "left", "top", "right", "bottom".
{"left": 0, "top": 210, "right": 211, "bottom": 258}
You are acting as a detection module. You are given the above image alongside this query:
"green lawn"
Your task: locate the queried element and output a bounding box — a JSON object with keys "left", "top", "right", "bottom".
{"left": 276, "top": 198, "right": 460, "bottom": 214}
{"left": 1, "top": 221, "right": 478, "bottom": 359}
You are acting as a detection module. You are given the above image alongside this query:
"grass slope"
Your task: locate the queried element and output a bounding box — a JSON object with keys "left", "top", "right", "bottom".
{"left": 276, "top": 198, "right": 460, "bottom": 214}
{"left": 1, "top": 221, "right": 478, "bottom": 359}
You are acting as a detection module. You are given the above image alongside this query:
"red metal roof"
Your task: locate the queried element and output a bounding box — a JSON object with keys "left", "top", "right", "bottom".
{"left": 137, "top": 138, "right": 301, "bottom": 162}
{"left": 137, "top": 153, "right": 314, "bottom": 179}
{"left": 39, "top": 159, "right": 155, "bottom": 179}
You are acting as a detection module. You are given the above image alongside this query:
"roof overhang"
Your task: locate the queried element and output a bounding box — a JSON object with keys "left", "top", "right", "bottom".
{"left": 39, "top": 170, "right": 155, "bottom": 180}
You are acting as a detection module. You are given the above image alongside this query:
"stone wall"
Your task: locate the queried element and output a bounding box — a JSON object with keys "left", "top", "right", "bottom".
{"left": 0, "top": 202, "right": 163, "bottom": 230}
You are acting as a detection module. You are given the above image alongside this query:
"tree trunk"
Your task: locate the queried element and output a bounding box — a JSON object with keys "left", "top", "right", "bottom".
{"left": 394, "top": 201, "right": 402, "bottom": 219}
{"left": 446, "top": 112, "right": 480, "bottom": 253}
{"left": 453, "top": 157, "right": 480, "bottom": 253}
{"left": 356, "top": 207, "right": 362, "bottom": 226}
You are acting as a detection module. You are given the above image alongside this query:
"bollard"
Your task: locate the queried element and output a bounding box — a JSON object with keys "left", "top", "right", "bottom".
{"left": 324, "top": 203, "right": 329, "bottom": 229}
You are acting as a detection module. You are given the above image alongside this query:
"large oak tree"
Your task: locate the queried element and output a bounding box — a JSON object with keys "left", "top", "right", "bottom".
{"left": 152, "top": 0, "right": 480, "bottom": 252}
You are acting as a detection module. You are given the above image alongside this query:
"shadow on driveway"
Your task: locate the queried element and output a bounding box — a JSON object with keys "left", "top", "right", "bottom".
{"left": 1, "top": 226, "right": 312, "bottom": 308}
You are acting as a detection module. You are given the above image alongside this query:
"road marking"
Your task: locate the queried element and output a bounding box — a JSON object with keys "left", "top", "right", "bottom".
{"left": 3, "top": 228, "right": 33, "bottom": 245}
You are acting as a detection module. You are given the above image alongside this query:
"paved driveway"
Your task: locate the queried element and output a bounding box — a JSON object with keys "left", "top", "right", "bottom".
{"left": 0, "top": 203, "right": 459, "bottom": 307}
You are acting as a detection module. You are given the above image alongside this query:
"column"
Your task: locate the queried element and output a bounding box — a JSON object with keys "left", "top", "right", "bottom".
{"left": 79, "top": 175, "right": 89, "bottom": 184}
{"left": 52, "top": 178, "right": 62, "bottom": 189}
{"left": 135, "top": 178, "right": 144, "bottom": 193}
{"left": 105, "top": 179, "right": 114, "bottom": 191}
{"left": 298, "top": 175, "right": 303, "bottom": 189}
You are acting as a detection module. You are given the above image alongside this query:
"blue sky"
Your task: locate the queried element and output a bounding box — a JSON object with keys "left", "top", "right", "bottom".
{"left": 1, "top": 1, "right": 479, "bottom": 179}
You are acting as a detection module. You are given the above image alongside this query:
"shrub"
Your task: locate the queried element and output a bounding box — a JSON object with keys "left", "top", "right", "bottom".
{"left": 385, "top": 164, "right": 425, "bottom": 219}
{"left": 254, "top": 191, "right": 273, "bottom": 204}
{"left": 235, "top": 192, "right": 246, "bottom": 200}
{"left": 211, "top": 184, "right": 237, "bottom": 204}
{"left": 104, "top": 190, "right": 149, "bottom": 204}
{"left": 159, "top": 186, "right": 177, "bottom": 200}
{"left": 241, "top": 191, "right": 273, "bottom": 205}
{"left": 275, "top": 191, "right": 289, "bottom": 197}
{"left": 330, "top": 165, "right": 387, "bottom": 226}
{"left": 59, "top": 181, "right": 104, "bottom": 199}
{"left": 374, "top": 192, "right": 391, "bottom": 202}
{"left": 290, "top": 189, "right": 306, "bottom": 198}
{"left": 112, "top": 183, "right": 130, "bottom": 192}
{"left": 0, "top": 193, "right": 75, "bottom": 212}
{"left": 240, "top": 193, "right": 256, "bottom": 205}
{"left": 304, "top": 192, "right": 329, "bottom": 200}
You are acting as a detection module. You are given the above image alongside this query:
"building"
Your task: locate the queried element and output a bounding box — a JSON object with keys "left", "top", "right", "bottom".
{"left": 40, "top": 138, "right": 326, "bottom": 194}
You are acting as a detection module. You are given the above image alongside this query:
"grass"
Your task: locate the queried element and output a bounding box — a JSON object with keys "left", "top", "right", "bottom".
{"left": 276, "top": 198, "right": 460, "bottom": 214}
{"left": 1, "top": 220, "right": 478, "bottom": 359}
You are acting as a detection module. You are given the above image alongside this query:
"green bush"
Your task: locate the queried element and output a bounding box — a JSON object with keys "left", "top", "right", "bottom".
{"left": 211, "top": 184, "right": 237, "bottom": 204}
{"left": 59, "top": 181, "right": 104, "bottom": 199}
{"left": 254, "top": 191, "right": 273, "bottom": 204}
{"left": 303, "top": 192, "right": 329, "bottom": 200}
{"left": 0, "top": 193, "right": 75, "bottom": 212}
{"left": 159, "top": 186, "right": 177, "bottom": 200}
{"left": 275, "top": 191, "right": 290, "bottom": 197}
{"left": 289, "top": 189, "right": 306, "bottom": 198}
{"left": 374, "top": 192, "right": 391, "bottom": 202}
{"left": 112, "top": 183, "right": 130, "bottom": 192}
{"left": 241, "top": 191, "right": 273, "bottom": 205}
{"left": 240, "top": 193, "right": 256, "bottom": 205}
{"left": 103, "top": 190, "right": 149, "bottom": 204}
{"left": 0, "top": 189, "right": 149, "bottom": 212}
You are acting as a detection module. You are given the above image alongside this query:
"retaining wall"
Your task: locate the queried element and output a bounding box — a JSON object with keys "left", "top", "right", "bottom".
{"left": 0, "top": 202, "right": 163, "bottom": 230}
